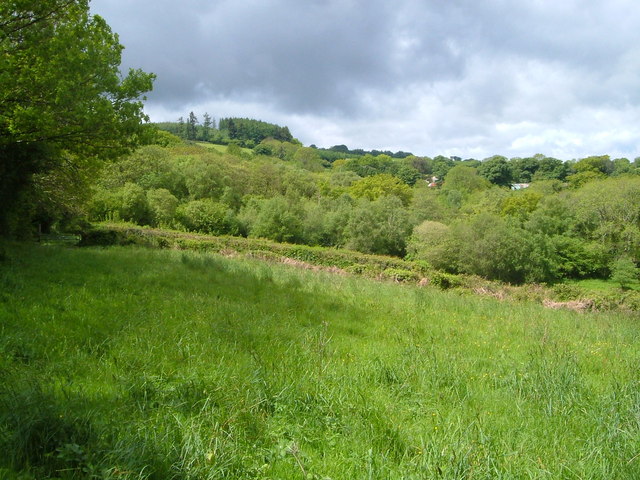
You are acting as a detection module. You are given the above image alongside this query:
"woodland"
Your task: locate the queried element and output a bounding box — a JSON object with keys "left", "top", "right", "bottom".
{"left": 83, "top": 121, "right": 640, "bottom": 286}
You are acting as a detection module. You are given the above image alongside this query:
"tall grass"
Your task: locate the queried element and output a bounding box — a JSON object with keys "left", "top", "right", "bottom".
{"left": 0, "top": 243, "right": 639, "bottom": 479}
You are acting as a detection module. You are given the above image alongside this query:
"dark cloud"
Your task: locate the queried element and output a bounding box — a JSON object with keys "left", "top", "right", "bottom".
{"left": 93, "top": 0, "right": 469, "bottom": 112}
{"left": 91, "top": 0, "right": 640, "bottom": 158}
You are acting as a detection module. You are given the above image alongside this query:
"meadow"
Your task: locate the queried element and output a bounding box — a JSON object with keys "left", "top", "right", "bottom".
{"left": 1, "top": 243, "right": 639, "bottom": 479}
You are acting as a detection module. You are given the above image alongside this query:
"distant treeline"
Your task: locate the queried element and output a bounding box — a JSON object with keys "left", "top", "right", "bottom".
{"left": 155, "top": 114, "right": 294, "bottom": 148}
{"left": 310, "top": 144, "right": 415, "bottom": 162}
{"left": 155, "top": 115, "right": 417, "bottom": 161}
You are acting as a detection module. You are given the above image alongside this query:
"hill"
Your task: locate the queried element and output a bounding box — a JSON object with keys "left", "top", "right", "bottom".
{"left": 155, "top": 116, "right": 295, "bottom": 148}
{"left": 1, "top": 243, "right": 639, "bottom": 478}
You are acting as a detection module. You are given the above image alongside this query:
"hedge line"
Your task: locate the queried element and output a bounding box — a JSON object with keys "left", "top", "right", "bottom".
{"left": 79, "top": 224, "right": 640, "bottom": 313}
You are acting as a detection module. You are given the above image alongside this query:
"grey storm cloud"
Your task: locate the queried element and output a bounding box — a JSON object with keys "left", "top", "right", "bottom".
{"left": 93, "top": 0, "right": 470, "bottom": 112}
{"left": 91, "top": 0, "right": 640, "bottom": 158}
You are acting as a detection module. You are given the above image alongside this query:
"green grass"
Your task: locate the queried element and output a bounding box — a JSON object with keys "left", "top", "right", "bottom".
{"left": 1, "top": 243, "right": 639, "bottom": 479}
{"left": 82, "top": 223, "right": 640, "bottom": 313}
{"left": 569, "top": 277, "right": 640, "bottom": 292}
{"left": 196, "top": 142, "right": 254, "bottom": 155}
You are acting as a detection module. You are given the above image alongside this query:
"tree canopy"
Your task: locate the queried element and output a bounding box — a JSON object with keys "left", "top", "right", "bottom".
{"left": 0, "top": 0, "right": 154, "bottom": 235}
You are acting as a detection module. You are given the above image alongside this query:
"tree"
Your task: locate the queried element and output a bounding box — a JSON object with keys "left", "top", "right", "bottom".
{"left": 275, "top": 126, "right": 293, "bottom": 142}
{"left": 292, "top": 147, "right": 327, "bottom": 172}
{"left": 241, "top": 196, "right": 305, "bottom": 244}
{"left": 477, "top": 156, "right": 513, "bottom": 187}
{"left": 566, "top": 170, "right": 606, "bottom": 188}
{"left": 202, "top": 113, "right": 213, "bottom": 142}
{"left": 226, "top": 118, "right": 238, "bottom": 139}
{"left": 97, "top": 145, "right": 186, "bottom": 196}
{"left": 570, "top": 177, "right": 640, "bottom": 260}
{"left": 116, "top": 182, "right": 150, "bottom": 224}
{"left": 573, "top": 155, "right": 614, "bottom": 175}
{"left": 610, "top": 256, "right": 639, "bottom": 289}
{"left": 345, "top": 196, "right": 412, "bottom": 256}
{"left": 431, "top": 155, "right": 456, "bottom": 179}
{"left": 186, "top": 111, "right": 198, "bottom": 141}
{"left": 532, "top": 157, "right": 569, "bottom": 181}
{"left": 0, "top": 0, "right": 155, "bottom": 235}
{"left": 452, "top": 213, "right": 532, "bottom": 283}
{"left": 406, "top": 220, "right": 454, "bottom": 268}
{"left": 394, "top": 164, "right": 421, "bottom": 186}
{"left": 510, "top": 155, "right": 542, "bottom": 183}
{"left": 177, "top": 117, "right": 186, "bottom": 138}
{"left": 612, "top": 157, "right": 633, "bottom": 176}
{"left": 409, "top": 184, "right": 452, "bottom": 224}
{"left": 89, "top": 182, "right": 150, "bottom": 224}
{"left": 147, "top": 188, "right": 178, "bottom": 226}
{"left": 348, "top": 174, "right": 412, "bottom": 205}
{"left": 441, "top": 165, "right": 490, "bottom": 196}
{"left": 501, "top": 191, "right": 543, "bottom": 222}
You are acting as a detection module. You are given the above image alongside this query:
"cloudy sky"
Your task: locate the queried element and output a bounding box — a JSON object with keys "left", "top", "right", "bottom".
{"left": 90, "top": 0, "right": 640, "bottom": 160}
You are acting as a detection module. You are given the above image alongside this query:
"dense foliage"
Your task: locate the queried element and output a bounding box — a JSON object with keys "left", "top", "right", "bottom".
{"left": 85, "top": 137, "right": 640, "bottom": 285}
{"left": 156, "top": 116, "right": 295, "bottom": 148}
{"left": 311, "top": 144, "right": 415, "bottom": 162}
{"left": 0, "top": 0, "right": 154, "bottom": 236}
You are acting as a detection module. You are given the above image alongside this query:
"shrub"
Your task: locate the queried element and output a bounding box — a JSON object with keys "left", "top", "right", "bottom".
{"left": 79, "top": 228, "right": 120, "bottom": 246}
{"left": 344, "top": 264, "right": 383, "bottom": 277}
{"left": 551, "top": 284, "right": 584, "bottom": 301}
{"left": 345, "top": 196, "right": 411, "bottom": 257}
{"left": 610, "top": 256, "right": 639, "bottom": 289}
{"left": 406, "top": 220, "right": 452, "bottom": 267}
{"left": 242, "top": 196, "right": 305, "bottom": 244}
{"left": 176, "top": 199, "right": 239, "bottom": 235}
{"left": 147, "top": 188, "right": 178, "bottom": 226}
{"left": 380, "top": 268, "right": 420, "bottom": 283}
{"left": 429, "top": 271, "right": 462, "bottom": 290}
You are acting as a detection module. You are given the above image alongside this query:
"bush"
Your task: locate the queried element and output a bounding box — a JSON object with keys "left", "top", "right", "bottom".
{"left": 610, "top": 256, "right": 639, "bottom": 289}
{"left": 345, "top": 196, "right": 411, "bottom": 257}
{"left": 176, "top": 199, "right": 239, "bottom": 235}
{"left": 344, "top": 264, "right": 383, "bottom": 277}
{"left": 406, "top": 259, "right": 432, "bottom": 276}
{"left": 551, "top": 284, "right": 584, "bottom": 301}
{"left": 380, "top": 268, "right": 420, "bottom": 282}
{"left": 88, "top": 183, "right": 151, "bottom": 225}
{"left": 241, "top": 196, "right": 305, "bottom": 244}
{"left": 147, "top": 188, "right": 178, "bottom": 226}
{"left": 429, "top": 271, "right": 462, "bottom": 290}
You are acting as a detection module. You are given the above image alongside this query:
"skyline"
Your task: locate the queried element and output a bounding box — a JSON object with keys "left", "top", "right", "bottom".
{"left": 90, "top": 0, "right": 640, "bottom": 160}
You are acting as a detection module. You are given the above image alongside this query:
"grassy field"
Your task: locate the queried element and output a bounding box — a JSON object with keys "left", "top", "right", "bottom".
{"left": 196, "top": 142, "right": 254, "bottom": 155}
{"left": 569, "top": 277, "right": 640, "bottom": 292}
{"left": 0, "top": 243, "right": 639, "bottom": 479}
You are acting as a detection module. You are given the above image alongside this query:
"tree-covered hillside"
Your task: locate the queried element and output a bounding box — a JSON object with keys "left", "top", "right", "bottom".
{"left": 84, "top": 134, "right": 640, "bottom": 285}
{"left": 155, "top": 116, "right": 295, "bottom": 148}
